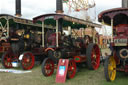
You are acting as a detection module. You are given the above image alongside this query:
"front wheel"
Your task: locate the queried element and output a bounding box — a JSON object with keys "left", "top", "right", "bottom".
{"left": 67, "top": 59, "right": 77, "bottom": 79}
{"left": 41, "top": 58, "right": 54, "bottom": 77}
{"left": 1, "top": 52, "right": 13, "bottom": 68}
{"left": 104, "top": 56, "right": 116, "bottom": 81}
{"left": 20, "top": 52, "right": 35, "bottom": 70}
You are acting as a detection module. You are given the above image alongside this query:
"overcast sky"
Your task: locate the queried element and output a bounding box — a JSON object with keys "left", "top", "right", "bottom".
{"left": 0, "top": 0, "right": 121, "bottom": 19}
{"left": 0, "top": 0, "right": 122, "bottom": 35}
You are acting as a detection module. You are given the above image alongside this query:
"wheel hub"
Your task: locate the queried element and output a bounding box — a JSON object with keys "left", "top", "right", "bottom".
{"left": 109, "top": 66, "right": 114, "bottom": 71}
{"left": 106, "top": 56, "right": 116, "bottom": 81}
{"left": 69, "top": 66, "right": 74, "bottom": 70}
{"left": 26, "top": 59, "right": 30, "bottom": 62}
{"left": 71, "top": 66, "right": 74, "bottom": 70}
{"left": 88, "top": 44, "right": 100, "bottom": 70}
{"left": 46, "top": 65, "right": 50, "bottom": 69}
{"left": 93, "top": 54, "right": 96, "bottom": 59}
{"left": 67, "top": 60, "right": 76, "bottom": 79}
{"left": 7, "top": 58, "right": 11, "bottom": 62}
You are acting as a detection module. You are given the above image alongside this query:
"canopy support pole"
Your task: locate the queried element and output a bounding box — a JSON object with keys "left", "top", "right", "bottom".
{"left": 42, "top": 21, "right": 45, "bottom": 47}
{"left": 111, "top": 19, "right": 113, "bottom": 43}
{"left": 7, "top": 19, "right": 9, "bottom": 38}
{"left": 92, "top": 27, "right": 95, "bottom": 43}
{"left": 7, "top": 19, "right": 9, "bottom": 37}
{"left": 56, "top": 20, "right": 59, "bottom": 47}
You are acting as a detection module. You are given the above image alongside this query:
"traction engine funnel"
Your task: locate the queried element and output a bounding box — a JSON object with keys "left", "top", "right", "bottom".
{"left": 15, "top": 0, "right": 22, "bottom": 17}
{"left": 122, "top": 0, "right": 128, "bottom": 8}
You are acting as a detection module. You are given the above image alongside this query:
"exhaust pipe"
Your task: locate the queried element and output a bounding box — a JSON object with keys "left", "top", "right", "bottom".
{"left": 15, "top": 0, "right": 21, "bottom": 17}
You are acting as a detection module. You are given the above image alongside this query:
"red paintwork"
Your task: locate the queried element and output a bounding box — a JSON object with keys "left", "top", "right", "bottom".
{"left": 47, "top": 33, "right": 61, "bottom": 46}
{"left": 32, "top": 48, "right": 45, "bottom": 55}
{"left": 98, "top": 8, "right": 128, "bottom": 19}
{"left": 125, "top": 65, "right": 128, "bottom": 73}
{"left": 113, "top": 24, "right": 128, "bottom": 46}
{"left": 0, "top": 43, "right": 10, "bottom": 53}
{"left": 113, "top": 51, "right": 120, "bottom": 65}
{"left": 0, "top": 46, "right": 4, "bottom": 52}
{"left": 115, "top": 24, "right": 128, "bottom": 36}
{"left": 116, "top": 65, "right": 128, "bottom": 73}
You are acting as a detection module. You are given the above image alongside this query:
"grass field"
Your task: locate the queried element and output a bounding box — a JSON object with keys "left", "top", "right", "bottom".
{"left": 0, "top": 49, "right": 128, "bottom": 85}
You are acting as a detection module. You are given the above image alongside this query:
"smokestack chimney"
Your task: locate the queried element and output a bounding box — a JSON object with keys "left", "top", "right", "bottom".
{"left": 15, "top": 0, "right": 21, "bottom": 17}
{"left": 56, "top": 0, "right": 63, "bottom": 33}
{"left": 122, "top": 0, "right": 128, "bottom": 8}
{"left": 56, "top": 0, "right": 63, "bottom": 14}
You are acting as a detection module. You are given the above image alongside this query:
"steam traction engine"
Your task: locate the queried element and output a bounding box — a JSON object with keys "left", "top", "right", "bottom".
{"left": 33, "top": 13, "right": 101, "bottom": 79}
{"left": 0, "top": 14, "right": 45, "bottom": 70}
{"left": 0, "top": 0, "right": 47, "bottom": 70}
{"left": 98, "top": 8, "right": 128, "bottom": 81}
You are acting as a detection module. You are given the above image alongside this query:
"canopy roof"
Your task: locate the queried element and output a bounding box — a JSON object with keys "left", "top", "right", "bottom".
{"left": 0, "top": 14, "right": 42, "bottom": 27}
{"left": 33, "top": 13, "right": 101, "bottom": 28}
{"left": 98, "top": 8, "right": 128, "bottom": 26}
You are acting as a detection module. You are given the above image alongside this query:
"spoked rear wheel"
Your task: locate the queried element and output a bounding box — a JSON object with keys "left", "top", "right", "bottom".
{"left": 20, "top": 52, "right": 35, "bottom": 70}
{"left": 67, "top": 59, "right": 76, "bottom": 79}
{"left": 41, "top": 58, "right": 54, "bottom": 77}
{"left": 86, "top": 43, "right": 100, "bottom": 70}
{"left": 104, "top": 56, "right": 116, "bottom": 81}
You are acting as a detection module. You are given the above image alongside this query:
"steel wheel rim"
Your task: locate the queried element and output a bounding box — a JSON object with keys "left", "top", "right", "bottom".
{"left": 67, "top": 60, "right": 76, "bottom": 79}
{"left": 21, "top": 52, "right": 35, "bottom": 70}
{"left": 108, "top": 56, "right": 116, "bottom": 81}
{"left": 44, "top": 59, "right": 54, "bottom": 76}
{"left": 91, "top": 45, "right": 100, "bottom": 70}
